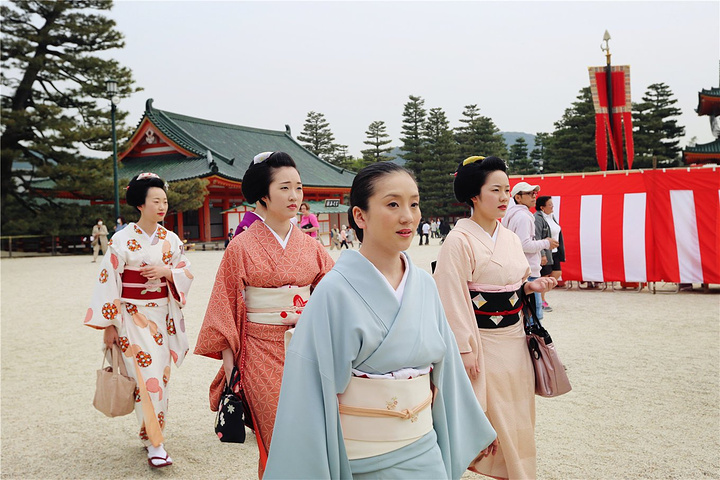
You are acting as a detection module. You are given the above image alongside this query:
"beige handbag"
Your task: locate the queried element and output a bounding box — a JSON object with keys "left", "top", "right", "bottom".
{"left": 93, "top": 344, "right": 137, "bottom": 417}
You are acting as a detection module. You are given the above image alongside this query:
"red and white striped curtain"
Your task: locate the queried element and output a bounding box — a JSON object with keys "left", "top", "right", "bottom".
{"left": 511, "top": 167, "right": 720, "bottom": 284}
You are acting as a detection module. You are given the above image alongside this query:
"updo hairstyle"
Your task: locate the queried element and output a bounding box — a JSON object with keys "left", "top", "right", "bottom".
{"left": 126, "top": 174, "right": 167, "bottom": 212}
{"left": 453, "top": 156, "right": 507, "bottom": 208}
{"left": 241, "top": 152, "right": 297, "bottom": 207}
{"left": 348, "top": 162, "right": 416, "bottom": 243}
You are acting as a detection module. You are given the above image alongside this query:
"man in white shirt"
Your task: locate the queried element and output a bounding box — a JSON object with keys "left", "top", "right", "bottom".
{"left": 503, "top": 182, "right": 559, "bottom": 321}
{"left": 421, "top": 220, "right": 431, "bottom": 245}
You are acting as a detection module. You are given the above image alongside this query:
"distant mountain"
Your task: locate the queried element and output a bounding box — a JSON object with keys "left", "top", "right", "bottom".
{"left": 388, "top": 147, "right": 407, "bottom": 166}
{"left": 501, "top": 132, "right": 536, "bottom": 152}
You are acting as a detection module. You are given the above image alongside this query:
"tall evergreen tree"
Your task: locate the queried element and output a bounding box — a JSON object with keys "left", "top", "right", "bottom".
{"left": 632, "top": 82, "right": 686, "bottom": 168}
{"left": 544, "top": 87, "right": 598, "bottom": 173}
{"left": 329, "top": 143, "right": 354, "bottom": 169}
{"left": 297, "top": 111, "right": 336, "bottom": 162}
{"left": 529, "top": 132, "right": 550, "bottom": 172}
{"left": 361, "top": 120, "right": 393, "bottom": 163}
{"left": 1, "top": 0, "right": 142, "bottom": 235}
{"left": 399, "top": 95, "right": 427, "bottom": 175}
{"left": 508, "top": 137, "right": 534, "bottom": 174}
{"left": 454, "top": 104, "right": 507, "bottom": 159}
{"left": 419, "top": 107, "right": 459, "bottom": 217}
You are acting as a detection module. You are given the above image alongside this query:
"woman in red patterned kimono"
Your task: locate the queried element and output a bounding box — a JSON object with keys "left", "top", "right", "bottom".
{"left": 194, "top": 152, "right": 334, "bottom": 477}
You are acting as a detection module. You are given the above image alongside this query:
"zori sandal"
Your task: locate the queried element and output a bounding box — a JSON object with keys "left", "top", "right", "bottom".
{"left": 148, "top": 454, "right": 173, "bottom": 468}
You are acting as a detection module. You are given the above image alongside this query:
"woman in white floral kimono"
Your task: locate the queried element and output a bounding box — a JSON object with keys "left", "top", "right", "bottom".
{"left": 84, "top": 173, "right": 193, "bottom": 469}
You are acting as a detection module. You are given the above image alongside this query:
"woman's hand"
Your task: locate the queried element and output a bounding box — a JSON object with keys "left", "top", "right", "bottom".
{"left": 221, "top": 348, "right": 235, "bottom": 387}
{"left": 526, "top": 277, "right": 558, "bottom": 294}
{"left": 461, "top": 352, "right": 479, "bottom": 380}
{"left": 478, "top": 438, "right": 499, "bottom": 459}
{"left": 139, "top": 265, "right": 171, "bottom": 281}
{"left": 103, "top": 325, "right": 119, "bottom": 348}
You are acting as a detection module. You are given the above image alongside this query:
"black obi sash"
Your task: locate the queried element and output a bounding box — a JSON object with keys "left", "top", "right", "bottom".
{"left": 470, "top": 287, "right": 525, "bottom": 329}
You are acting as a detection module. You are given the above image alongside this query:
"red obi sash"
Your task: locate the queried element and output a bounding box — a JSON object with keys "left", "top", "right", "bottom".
{"left": 120, "top": 267, "right": 168, "bottom": 300}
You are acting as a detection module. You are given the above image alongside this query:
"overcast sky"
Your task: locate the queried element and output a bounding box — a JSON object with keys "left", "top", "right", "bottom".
{"left": 106, "top": 1, "right": 719, "bottom": 158}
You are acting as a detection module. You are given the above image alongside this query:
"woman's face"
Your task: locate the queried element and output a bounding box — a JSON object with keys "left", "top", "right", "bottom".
{"left": 263, "top": 167, "right": 303, "bottom": 221}
{"left": 138, "top": 187, "right": 168, "bottom": 223}
{"left": 353, "top": 171, "right": 420, "bottom": 253}
{"left": 541, "top": 199, "right": 554, "bottom": 214}
{"left": 299, "top": 204, "right": 308, "bottom": 215}
{"left": 472, "top": 170, "right": 510, "bottom": 221}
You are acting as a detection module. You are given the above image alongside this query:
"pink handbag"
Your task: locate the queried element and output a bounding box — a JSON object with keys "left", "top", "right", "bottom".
{"left": 526, "top": 326, "right": 572, "bottom": 397}
{"left": 524, "top": 295, "right": 572, "bottom": 398}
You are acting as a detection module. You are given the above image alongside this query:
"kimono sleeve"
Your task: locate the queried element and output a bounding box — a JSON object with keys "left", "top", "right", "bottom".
{"left": 166, "top": 235, "right": 193, "bottom": 308}
{"left": 429, "top": 286, "right": 496, "bottom": 479}
{"left": 312, "top": 241, "right": 335, "bottom": 287}
{"left": 264, "top": 275, "right": 358, "bottom": 480}
{"left": 84, "top": 242, "right": 125, "bottom": 330}
{"left": 194, "top": 242, "right": 246, "bottom": 360}
{"left": 433, "top": 232, "right": 478, "bottom": 354}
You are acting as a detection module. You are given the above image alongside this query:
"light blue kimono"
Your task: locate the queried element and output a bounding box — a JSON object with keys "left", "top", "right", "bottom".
{"left": 264, "top": 250, "right": 496, "bottom": 479}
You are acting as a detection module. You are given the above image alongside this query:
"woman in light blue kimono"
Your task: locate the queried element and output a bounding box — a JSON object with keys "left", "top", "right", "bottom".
{"left": 264, "top": 162, "right": 497, "bottom": 479}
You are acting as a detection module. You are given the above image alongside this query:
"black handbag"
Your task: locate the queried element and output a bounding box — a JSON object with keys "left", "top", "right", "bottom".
{"left": 215, "top": 367, "right": 250, "bottom": 443}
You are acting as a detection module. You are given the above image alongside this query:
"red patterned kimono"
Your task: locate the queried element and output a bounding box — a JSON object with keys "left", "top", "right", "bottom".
{"left": 194, "top": 221, "right": 333, "bottom": 474}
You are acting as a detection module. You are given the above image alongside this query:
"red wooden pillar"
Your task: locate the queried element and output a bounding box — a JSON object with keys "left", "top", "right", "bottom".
{"left": 176, "top": 211, "right": 184, "bottom": 241}
{"left": 200, "top": 196, "right": 211, "bottom": 242}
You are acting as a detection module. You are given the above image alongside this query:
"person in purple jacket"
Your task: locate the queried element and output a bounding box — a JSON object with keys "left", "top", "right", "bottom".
{"left": 234, "top": 205, "right": 266, "bottom": 237}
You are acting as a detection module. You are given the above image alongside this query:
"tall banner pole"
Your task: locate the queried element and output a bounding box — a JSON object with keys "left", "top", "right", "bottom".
{"left": 603, "top": 33, "right": 615, "bottom": 170}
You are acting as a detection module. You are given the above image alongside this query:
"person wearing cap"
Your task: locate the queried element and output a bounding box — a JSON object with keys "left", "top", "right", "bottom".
{"left": 503, "top": 182, "right": 559, "bottom": 322}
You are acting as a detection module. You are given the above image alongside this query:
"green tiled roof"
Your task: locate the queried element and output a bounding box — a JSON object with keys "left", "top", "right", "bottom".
{"left": 700, "top": 88, "right": 720, "bottom": 98}
{"left": 125, "top": 99, "right": 354, "bottom": 188}
{"left": 684, "top": 138, "right": 720, "bottom": 154}
{"left": 119, "top": 154, "right": 215, "bottom": 183}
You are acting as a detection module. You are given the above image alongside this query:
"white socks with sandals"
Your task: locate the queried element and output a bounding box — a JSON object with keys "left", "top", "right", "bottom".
{"left": 147, "top": 444, "right": 172, "bottom": 467}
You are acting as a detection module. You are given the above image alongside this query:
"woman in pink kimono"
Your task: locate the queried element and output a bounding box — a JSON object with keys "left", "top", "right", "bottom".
{"left": 434, "top": 156, "right": 556, "bottom": 479}
{"left": 195, "top": 152, "right": 333, "bottom": 478}
{"left": 85, "top": 173, "right": 193, "bottom": 469}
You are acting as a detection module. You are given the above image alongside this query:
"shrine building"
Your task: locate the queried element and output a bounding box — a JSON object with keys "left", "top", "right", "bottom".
{"left": 683, "top": 87, "right": 720, "bottom": 165}
{"left": 119, "top": 99, "right": 355, "bottom": 242}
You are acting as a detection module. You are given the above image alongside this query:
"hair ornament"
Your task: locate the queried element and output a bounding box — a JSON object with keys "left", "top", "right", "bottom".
{"left": 253, "top": 152, "right": 274, "bottom": 164}
{"left": 462, "top": 156, "right": 485, "bottom": 166}
{"left": 137, "top": 172, "right": 160, "bottom": 180}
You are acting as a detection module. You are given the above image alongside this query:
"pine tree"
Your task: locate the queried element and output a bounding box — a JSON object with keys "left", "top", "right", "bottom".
{"left": 508, "top": 138, "right": 535, "bottom": 174}
{"left": 399, "top": 95, "right": 427, "bottom": 175}
{"left": 632, "top": 82, "right": 686, "bottom": 168}
{"left": 1, "top": 0, "right": 142, "bottom": 235}
{"left": 361, "top": 120, "right": 393, "bottom": 164}
{"left": 297, "top": 111, "right": 337, "bottom": 162}
{"left": 544, "top": 87, "right": 598, "bottom": 173}
{"left": 529, "top": 132, "right": 550, "bottom": 172}
{"left": 454, "top": 104, "right": 507, "bottom": 160}
{"left": 419, "top": 107, "right": 460, "bottom": 217}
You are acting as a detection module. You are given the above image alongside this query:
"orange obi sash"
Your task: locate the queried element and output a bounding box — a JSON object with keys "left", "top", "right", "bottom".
{"left": 120, "top": 267, "right": 168, "bottom": 300}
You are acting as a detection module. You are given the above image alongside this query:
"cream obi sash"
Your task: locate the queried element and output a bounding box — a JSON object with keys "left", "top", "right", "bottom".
{"left": 338, "top": 375, "right": 433, "bottom": 460}
{"left": 244, "top": 285, "right": 310, "bottom": 326}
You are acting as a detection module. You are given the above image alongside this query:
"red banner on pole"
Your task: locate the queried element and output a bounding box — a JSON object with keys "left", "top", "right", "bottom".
{"left": 588, "top": 66, "right": 634, "bottom": 170}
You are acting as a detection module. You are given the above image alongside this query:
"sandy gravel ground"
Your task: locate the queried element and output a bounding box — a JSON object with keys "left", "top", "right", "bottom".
{"left": 1, "top": 237, "right": 718, "bottom": 479}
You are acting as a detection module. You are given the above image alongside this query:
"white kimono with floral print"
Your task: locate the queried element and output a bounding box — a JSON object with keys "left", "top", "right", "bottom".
{"left": 85, "top": 223, "right": 192, "bottom": 447}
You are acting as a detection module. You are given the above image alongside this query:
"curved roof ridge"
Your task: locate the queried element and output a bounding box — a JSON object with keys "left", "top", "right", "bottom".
{"left": 156, "top": 108, "right": 289, "bottom": 137}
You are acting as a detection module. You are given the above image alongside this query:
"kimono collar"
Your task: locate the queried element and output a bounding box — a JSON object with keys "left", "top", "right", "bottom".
{"left": 454, "top": 218, "right": 498, "bottom": 251}
{"left": 333, "top": 250, "right": 414, "bottom": 326}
